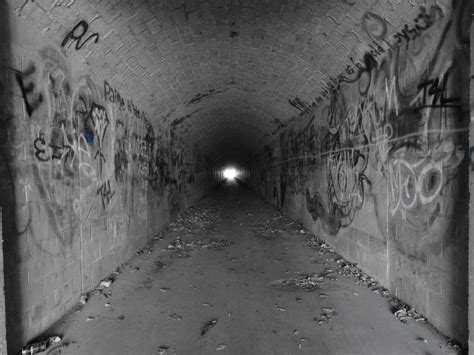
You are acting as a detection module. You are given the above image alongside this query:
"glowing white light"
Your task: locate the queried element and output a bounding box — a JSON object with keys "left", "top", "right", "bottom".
{"left": 223, "top": 168, "right": 237, "bottom": 180}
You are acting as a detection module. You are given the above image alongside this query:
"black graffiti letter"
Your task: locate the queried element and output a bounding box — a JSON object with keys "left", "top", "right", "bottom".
{"left": 15, "top": 65, "right": 43, "bottom": 117}
{"left": 61, "top": 20, "right": 99, "bottom": 50}
{"left": 34, "top": 130, "right": 49, "bottom": 161}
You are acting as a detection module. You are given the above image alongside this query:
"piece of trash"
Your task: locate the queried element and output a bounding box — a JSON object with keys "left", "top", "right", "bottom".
{"left": 201, "top": 318, "right": 218, "bottom": 336}
{"left": 157, "top": 345, "right": 169, "bottom": 354}
{"left": 80, "top": 294, "right": 88, "bottom": 305}
{"left": 202, "top": 302, "right": 211, "bottom": 307}
{"left": 105, "top": 302, "right": 110, "bottom": 307}
{"left": 416, "top": 336, "right": 427, "bottom": 343}
{"left": 353, "top": 292, "right": 359, "bottom": 296}
{"left": 86, "top": 316, "right": 96, "bottom": 321}
{"left": 228, "top": 312, "right": 232, "bottom": 317}
{"left": 100, "top": 279, "right": 113, "bottom": 288}
{"left": 319, "top": 293, "right": 328, "bottom": 298}
{"left": 21, "top": 336, "right": 61, "bottom": 354}
{"left": 160, "top": 288, "right": 170, "bottom": 293}
{"left": 296, "top": 297, "right": 302, "bottom": 303}
{"left": 118, "top": 315, "right": 125, "bottom": 320}
{"left": 293, "top": 329, "right": 299, "bottom": 335}
{"left": 275, "top": 304, "right": 286, "bottom": 312}
{"left": 216, "top": 344, "right": 226, "bottom": 351}
{"left": 169, "top": 313, "right": 182, "bottom": 320}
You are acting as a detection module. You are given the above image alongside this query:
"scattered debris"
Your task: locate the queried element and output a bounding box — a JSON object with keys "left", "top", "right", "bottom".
{"left": 306, "top": 237, "right": 336, "bottom": 255}
{"left": 21, "top": 336, "right": 61, "bottom": 354}
{"left": 275, "top": 304, "right": 287, "bottom": 312}
{"left": 157, "top": 345, "right": 169, "bottom": 354}
{"left": 446, "top": 339, "right": 463, "bottom": 353}
{"left": 313, "top": 307, "right": 337, "bottom": 325}
{"left": 390, "top": 302, "right": 426, "bottom": 324}
{"left": 167, "top": 237, "right": 232, "bottom": 254}
{"left": 150, "top": 261, "right": 167, "bottom": 273}
{"left": 169, "top": 313, "right": 182, "bottom": 320}
{"left": 216, "top": 344, "right": 226, "bottom": 351}
{"left": 416, "top": 336, "right": 427, "bottom": 343}
{"left": 79, "top": 294, "right": 88, "bottom": 305}
{"left": 270, "top": 269, "right": 337, "bottom": 291}
{"left": 201, "top": 318, "right": 218, "bottom": 336}
{"left": 199, "top": 238, "right": 233, "bottom": 250}
{"left": 99, "top": 279, "right": 113, "bottom": 288}
{"left": 332, "top": 256, "right": 429, "bottom": 326}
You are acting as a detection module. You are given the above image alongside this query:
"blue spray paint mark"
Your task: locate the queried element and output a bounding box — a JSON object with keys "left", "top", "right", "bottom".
{"left": 84, "top": 131, "right": 94, "bottom": 144}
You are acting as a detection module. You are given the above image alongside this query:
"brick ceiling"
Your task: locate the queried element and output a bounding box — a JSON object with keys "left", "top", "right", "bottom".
{"left": 16, "top": 0, "right": 446, "bottom": 163}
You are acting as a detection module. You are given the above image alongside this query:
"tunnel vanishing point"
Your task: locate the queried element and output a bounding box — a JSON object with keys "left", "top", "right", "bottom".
{"left": 0, "top": 0, "right": 472, "bottom": 353}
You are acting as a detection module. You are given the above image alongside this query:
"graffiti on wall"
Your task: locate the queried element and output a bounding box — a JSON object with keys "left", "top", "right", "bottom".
{"left": 61, "top": 20, "right": 99, "bottom": 51}
{"left": 268, "top": 0, "right": 470, "bottom": 241}
{"left": 11, "top": 42, "right": 193, "bottom": 253}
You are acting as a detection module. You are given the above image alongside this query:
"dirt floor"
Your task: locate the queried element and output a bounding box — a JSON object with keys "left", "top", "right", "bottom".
{"left": 42, "top": 181, "right": 462, "bottom": 355}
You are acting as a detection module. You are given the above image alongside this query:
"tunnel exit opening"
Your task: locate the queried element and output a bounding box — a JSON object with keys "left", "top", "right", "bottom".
{"left": 222, "top": 167, "right": 238, "bottom": 181}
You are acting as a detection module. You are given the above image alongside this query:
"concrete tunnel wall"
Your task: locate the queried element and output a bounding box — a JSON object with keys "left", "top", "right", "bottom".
{"left": 249, "top": 0, "right": 471, "bottom": 345}
{"left": 0, "top": 0, "right": 471, "bottom": 352}
{"left": 0, "top": 2, "right": 218, "bottom": 351}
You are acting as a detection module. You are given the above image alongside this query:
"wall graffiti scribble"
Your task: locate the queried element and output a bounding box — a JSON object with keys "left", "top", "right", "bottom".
{"left": 61, "top": 20, "right": 99, "bottom": 51}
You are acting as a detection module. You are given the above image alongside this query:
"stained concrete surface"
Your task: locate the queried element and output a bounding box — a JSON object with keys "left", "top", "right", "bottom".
{"left": 42, "top": 181, "right": 459, "bottom": 355}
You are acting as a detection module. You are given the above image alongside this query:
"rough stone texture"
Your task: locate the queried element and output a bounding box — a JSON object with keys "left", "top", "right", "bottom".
{"left": 250, "top": 0, "right": 471, "bottom": 345}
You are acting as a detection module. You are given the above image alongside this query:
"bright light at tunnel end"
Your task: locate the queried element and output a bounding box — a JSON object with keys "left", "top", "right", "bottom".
{"left": 223, "top": 167, "right": 238, "bottom": 181}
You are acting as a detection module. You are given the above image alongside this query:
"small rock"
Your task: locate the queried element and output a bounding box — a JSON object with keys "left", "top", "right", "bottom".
{"left": 100, "top": 279, "right": 113, "bottom": 288}
{"left": 80, "top": 294, "right": 88, "bottom": 305}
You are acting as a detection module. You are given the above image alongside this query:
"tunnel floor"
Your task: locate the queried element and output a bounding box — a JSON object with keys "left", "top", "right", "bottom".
{"left": 44, "top": 181, "right": 457, "bottom": 355}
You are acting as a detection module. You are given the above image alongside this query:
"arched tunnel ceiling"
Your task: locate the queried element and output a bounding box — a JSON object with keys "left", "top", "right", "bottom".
{"left": 21, "top": 0, "right": 451, "bottom": 162}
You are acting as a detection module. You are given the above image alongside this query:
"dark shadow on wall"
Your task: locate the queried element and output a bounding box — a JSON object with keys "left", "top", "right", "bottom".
{"left": 0, "top": 3, "right": 22, "bottom": 354}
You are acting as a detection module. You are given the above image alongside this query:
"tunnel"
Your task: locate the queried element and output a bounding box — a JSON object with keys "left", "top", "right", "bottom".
{"left": 0, "top": 0, "right": 472, "bottom": 353}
